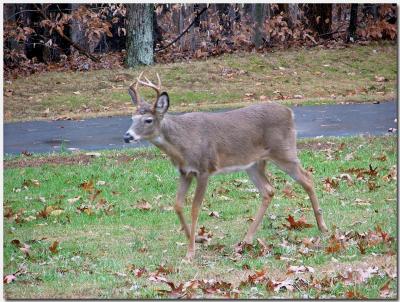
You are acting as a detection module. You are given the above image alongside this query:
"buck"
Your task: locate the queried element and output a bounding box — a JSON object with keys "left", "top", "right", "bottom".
{"left": 124, "top": 72, "right": 328, "bottom": 261}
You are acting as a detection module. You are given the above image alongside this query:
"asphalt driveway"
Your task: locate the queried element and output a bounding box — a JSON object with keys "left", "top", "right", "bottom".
{"left": 4, "top": 101, "right": 397, "bottom": 155}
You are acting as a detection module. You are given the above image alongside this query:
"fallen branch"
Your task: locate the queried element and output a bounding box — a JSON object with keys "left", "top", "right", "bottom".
{"left": 155, "top": 5, "right": 208, "bottom": 53}
{"left": 304, "top": 33, "right": 318, "bottom": 45}
{"left": 33, "top": 4, "right": 100, "bottom": 62}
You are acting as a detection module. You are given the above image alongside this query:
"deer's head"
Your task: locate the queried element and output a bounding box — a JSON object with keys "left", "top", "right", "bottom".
{"left": 124, "top": 72, "right": 169, "bottom": 143}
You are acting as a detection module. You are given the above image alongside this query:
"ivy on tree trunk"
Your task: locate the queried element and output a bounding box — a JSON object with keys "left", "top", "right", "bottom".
{"left": 125, "top": 4, "right": 154, "bottom": 67}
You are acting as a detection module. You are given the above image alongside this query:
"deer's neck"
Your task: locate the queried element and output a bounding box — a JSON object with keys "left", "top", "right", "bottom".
{"left": 149, "top": 117, "right": 186, "bottom": 168}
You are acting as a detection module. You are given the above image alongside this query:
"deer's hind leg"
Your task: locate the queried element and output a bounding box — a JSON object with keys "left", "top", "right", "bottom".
{"left": 273, "top": 157, "right": 328, "bottom": 233}
{"left": 243, "top": 160, "right": 275, "bottom": 244}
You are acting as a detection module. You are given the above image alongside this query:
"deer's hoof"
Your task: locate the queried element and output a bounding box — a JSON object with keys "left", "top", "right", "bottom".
{"left": 320, "top": 226, "right": 329, "bottom": 234}
{"left": 318, "top": 223, "right": 329, "bottom": 233}
{"left": 183, "top": 252, "right": 195, "bottom": 263}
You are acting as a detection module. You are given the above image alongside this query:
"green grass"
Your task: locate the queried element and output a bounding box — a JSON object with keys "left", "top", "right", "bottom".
{"left": 3, "top": 42, "right": 396, "bottom": 122}
{"left": 3, "top": 136, "right": 397, "bottom": 298}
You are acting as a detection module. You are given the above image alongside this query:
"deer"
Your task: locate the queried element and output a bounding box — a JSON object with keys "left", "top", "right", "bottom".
{"left": 123, "top": 72, "right": 328, "bottom": 261}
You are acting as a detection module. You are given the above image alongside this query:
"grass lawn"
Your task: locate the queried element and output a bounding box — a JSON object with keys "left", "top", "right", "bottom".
{"left": 3, "top": 135, "right": 397, "bottom": 299}
{"left": 4, "top": 42, "right": 396, "bottom": 122}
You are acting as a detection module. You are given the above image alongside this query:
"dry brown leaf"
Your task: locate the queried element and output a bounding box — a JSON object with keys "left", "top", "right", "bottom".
{"left": 49, "top": 241, "right": 59, "bottom": 254}
{"left": 208, "top": 211, "right": 220, "bottom": 218}
{"left": 134, "top": 200, "right": 152, "bottom": 211}
{"left": 196, "top": 226, "right": 213, "bottom": 243}
{"left": 379, "top": 280, "right": 392, "bottom": 298}
{"left": 79, "top": 179, "right": 94, "bottom": 192}
{"left": 3, "top": 274, "right": 16, "bottom": 284}
{"left": 282, "top": 184, "right": 296, "bottom": 198}
{"left": 284, "top": 215, "right": 313, "bottom": 230}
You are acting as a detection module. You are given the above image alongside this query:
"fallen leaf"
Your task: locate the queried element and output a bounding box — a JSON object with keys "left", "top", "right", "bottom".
{"left": 49, "top": 209, "right": 64, "bottom": 216}
{"left": 379, "top": 281, "right": 392, "bottom": 298}
{"left": 339, "top": 173, "right": 353, "bottom": 185}
{"left": 367, "top": 181, "right": 379, "bottom": 191}
{"left": 240, "top": 268, "right": 269, "bottom": 287}
{"left": 282, "top": 184, "right": 296, "bottom": 198}
{"left": 322, "top": 177, "right": 339, "bottom": 192}
{"left": 134, "top": 200, "right": 152, "bottom": 211}
{"left": 196, "top": 226, "right": 213, "bottom": 243}
{"left": 374, "top": 75, "right": 386, "bottom": 82}
{"left": 267, "top": 277, "right": 294, "bottom": 292}
{"left": 355, "top": 198, "right": 371, "bottom": 206}
{"left": 284, "top": 215, "right": 313, "bottom": 230}
{"left": 382, "top": 166, "right": 397, "bottom": 182}
{"left": 89, "top": 189, "right": 102, "bottom": 201}
{"left": 208, "top": 211, "right": 220, "bottom": 218}
{"left": 37, "top": 205, "right": 60, "bottom": 218}
{"left": 287, "top": 265, "right": 314, "bottom": 275}
{"left": 19, "top": 244, "right": 31, "bottom": 256}
{"left": 345, "top": 290, "right": 366, "bottom": 299}
{"left": 3, "top": 275, "right": 16, "bottom": 284}
{"left": 11, "top": 239, "right": 22, "bottom": 247}
{"left": 79, "top": 179, "right": 94, "bottom": 192}
{"left": 49, "top": 241, "right": 59, "bottom": 254}
{"left": 374, "top": 154, "right": 387, "bottom": 161}
{"left": 67, "top": 196, "right": 81, "bottom": 204}
{"left": 22, "top": 179, "right": 40, "bottom": 187}
{"left": 325, "top": 234, "right": 345, "bottom": 254}
{"left": 76, "top": 205, "right": 94, "bottom": 215}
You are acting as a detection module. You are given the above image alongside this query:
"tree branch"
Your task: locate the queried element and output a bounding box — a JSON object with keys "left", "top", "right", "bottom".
{"left": 155, "top": 5, "right": 208, "bottom": 53}
{"left": 33, "top": 4, "right": 100, "bottom": 62}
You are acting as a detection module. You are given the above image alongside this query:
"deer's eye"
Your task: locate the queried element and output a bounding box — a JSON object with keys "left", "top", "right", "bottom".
{"left": 144, "top": 118, "right": 153, "bottom": 124}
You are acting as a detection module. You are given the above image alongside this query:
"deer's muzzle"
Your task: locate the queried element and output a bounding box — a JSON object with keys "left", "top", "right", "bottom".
{"left": 123, "top": 132, "right": 134, "bottom": 143}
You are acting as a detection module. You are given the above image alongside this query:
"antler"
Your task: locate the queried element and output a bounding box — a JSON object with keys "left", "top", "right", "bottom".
{"left": 137, "top": 73, "right": 162, "bottom": 98}
{"left": 128, "top": 71, "right": 144, "bottom": 105}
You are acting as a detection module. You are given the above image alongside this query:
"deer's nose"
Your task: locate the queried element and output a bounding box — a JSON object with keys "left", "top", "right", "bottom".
{"left": 123, "top": 132, "right": 133, "bottom": 143}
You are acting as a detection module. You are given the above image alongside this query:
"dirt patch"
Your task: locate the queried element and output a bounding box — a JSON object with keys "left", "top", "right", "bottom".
{"left": 4, "top": 154, "right": 94, "bottom": 169}
{"left": 4, "top": 151, "right": 160, "bottom": 169}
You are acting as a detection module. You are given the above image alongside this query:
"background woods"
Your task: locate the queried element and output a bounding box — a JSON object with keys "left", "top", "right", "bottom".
{"left": 3, "top": 3, "right": 397, "bottom": 79}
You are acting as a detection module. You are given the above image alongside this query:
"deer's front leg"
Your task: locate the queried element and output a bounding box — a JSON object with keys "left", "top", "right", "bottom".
{"left": 174, "top": 174, "right": 193, "bottom": 239}
{"left": 186, "top": 174, "right": 208, "bottom": 261}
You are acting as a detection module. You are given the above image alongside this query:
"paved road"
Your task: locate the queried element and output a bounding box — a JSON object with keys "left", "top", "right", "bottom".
{"left": 4, "top": 101, "right": 397, "bottom": 155}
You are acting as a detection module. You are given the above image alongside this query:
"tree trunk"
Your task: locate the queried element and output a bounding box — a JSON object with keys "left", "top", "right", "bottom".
{"left": 252, "top": 3, "right": 265, "bottom": 48}
{"left": 347, "top": 4, "right": 358, "bottom": 42}
{"left": 125, "top": 4, "right": 154, "bottom": 67}
{"left": 306, "top": 4, "right": 332, "bottom": 35}
{"left": 70, "top": 4, "right": 88, "bottom": 50}
{"left": 288, "top": 4, "right": 300, "bottom": 27}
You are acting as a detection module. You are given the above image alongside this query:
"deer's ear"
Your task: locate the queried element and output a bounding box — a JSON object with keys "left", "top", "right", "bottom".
{"left": 128, "top": 88, "right": 139, "bottom": 106}
{"left": 155, "top": 92, "right": 169, "bottom": 114}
